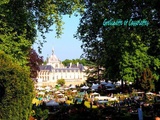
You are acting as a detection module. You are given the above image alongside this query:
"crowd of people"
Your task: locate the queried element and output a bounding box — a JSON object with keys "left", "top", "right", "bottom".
{"left": 33, "top": 83, "right": 160, "bottom": 120}
{"left": 33, "top": 92, "right": 160, "bottom": 120}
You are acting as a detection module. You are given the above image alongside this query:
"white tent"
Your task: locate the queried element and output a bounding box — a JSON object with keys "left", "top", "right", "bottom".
{"left": 146, "top": 92, "right": 155, "bottom": 95}
{"left": 81, "top": 86, "right": 89, "bottom": 90}
{"left": 115, "top": 81, "right": 121, "bottom": 86}
{"left": 91, "top": 92, "right": 100, "bottom": 95}
{"left": 45, "top": 86, "right": 51, "bottom": 90}
{"left": 46, "top": 90, "right": 50, "bottom": 92}
{"left": 59, "top": 89, "right": 64, "bottom": 93}
{"left": 36, "top": 87, "right": 45, "bottom": 91}
{"left": 46, "top": 100, "right": 59, "bottom": 106}
{"left": 57, "top": 93, "right": 64, "bottom": 97}
{"left": 38, "top": 91, "right": 45, "bottom": 96}
{"left": 64, "top": 87, "right": 69, "bottom": 90}
{"left": 55, "top": 91, "right": 60, "bottom": 94}
{"left": 72, "top": 90, "right": 77, "bottom": 93}
{"left": 69, "top": 85, "right": 76, "bottom": 89}
{"left": 90, "top": 92, "right": 100, "bottom": 98}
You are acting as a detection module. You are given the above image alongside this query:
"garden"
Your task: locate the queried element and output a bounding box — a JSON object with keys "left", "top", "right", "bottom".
{"left": 31, "top": 83, "right": 160, "bottom": 120}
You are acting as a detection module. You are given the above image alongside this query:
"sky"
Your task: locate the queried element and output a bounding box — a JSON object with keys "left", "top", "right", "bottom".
{"left": 33, "top": 15, "right": 83, "bottom": 61}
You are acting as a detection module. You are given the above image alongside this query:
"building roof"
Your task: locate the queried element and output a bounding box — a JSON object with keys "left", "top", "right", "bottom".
{"left": 47, "top": 48, "right": 60, "bottom": 63}
{"left": 54, "top": 68, "right": 79, "bottom": 72}
{"left": 39, "top": 65, "right": 53, "bottom": 71}
{"left": 39, "top": 64, "right": 84, "bottom": 72}
{"left": 67, "top": 63, "right": 84, "bottom": 71}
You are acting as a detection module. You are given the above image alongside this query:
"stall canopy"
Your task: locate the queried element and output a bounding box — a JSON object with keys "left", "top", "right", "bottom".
{"left": 91, "top": 83, "right": 99, "bottom": 90}
{"left": 105, "top": 83, "right": 115, "bottom": 88}
{"left": 69, "top": 85, "right": 76, "bottom": 89}
{"left": 36, "top": 87, "right": 45, "bottom": 91}
{"left": 46, "top": 100, "right": 59, "bottom": 106}
{"left": 81, "top": 86, "right": 89, "bottom": 90}
{"left": 146, "top": 92, "right": 155, "bottom": 95}
{"left": 38, "top": 91, "right": 45, "bottom": 96}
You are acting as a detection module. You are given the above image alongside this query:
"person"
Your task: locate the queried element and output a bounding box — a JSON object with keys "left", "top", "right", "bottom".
{"left": 155, "top": 117, "right": 160, "bottom": 120}
{"left": 90, "top": 100, "right": 93, "bottom": 108}
{"left": 154, "top": 96, "right": 157, "bottom": 103}
{"left": 74, "top": 99, "right": 78, "bottom": 105}
{"left": 111, "top": 93, "right": 114, "bottom": 98}
{"left": 90, "top": 97, "right": 94, "bottom": 108}
{"left": 81, "top": 99, "right": 85, "bottom": 106}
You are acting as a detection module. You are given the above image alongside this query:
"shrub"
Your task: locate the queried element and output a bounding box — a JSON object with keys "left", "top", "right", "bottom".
{"left": 57, "top": 79, "right": 65, "bottom": 86}
{"left": 0, "top": 51, "right": 34, "bottom": 120}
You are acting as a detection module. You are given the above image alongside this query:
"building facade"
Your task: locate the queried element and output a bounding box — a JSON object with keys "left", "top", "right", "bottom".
{"left": 36, "top": 48, "right": 87, "bottom": 87}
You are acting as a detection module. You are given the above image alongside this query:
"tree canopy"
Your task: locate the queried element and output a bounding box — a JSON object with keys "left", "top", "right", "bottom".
{"left": 76, "top": 0, "right": 160, "bottom": 87}
{"left": 27, "top": 48, "right": 44, "bottom": 78}
{"left": 62, "top": 58, "right": 91, "bottom": 66}
{"left": 0, "top": 0, "right": 84, "bottom": 64}
{"left": 0, "top": 0, "right": 84, "bottom": 118}
{"left": 57, "top": 79, "right": 65, "bottom": 86}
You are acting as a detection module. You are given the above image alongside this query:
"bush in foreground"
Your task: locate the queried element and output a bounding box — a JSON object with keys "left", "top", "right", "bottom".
{"left": 0, "top": 51, "right": 34, "bottom": 120}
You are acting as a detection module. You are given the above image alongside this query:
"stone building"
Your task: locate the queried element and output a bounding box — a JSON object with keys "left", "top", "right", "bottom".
{"left": 36, "top": 48, "right": 87, "bottom": 87}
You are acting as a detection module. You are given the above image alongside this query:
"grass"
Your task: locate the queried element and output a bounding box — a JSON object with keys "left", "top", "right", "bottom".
{"left": 84, "top": 101, "right": 97, "bottom": 108}
{"left": 32, "top": 98, "right": 42, "bottom": 106}
{"left": 66, "top": 100, "right": 97, "bottom": 108}
{"left": 66, "top": 100, "right": 73, "bottom": 105}
{"left": 32, "top": 98, "right": 97, "bottom": 109}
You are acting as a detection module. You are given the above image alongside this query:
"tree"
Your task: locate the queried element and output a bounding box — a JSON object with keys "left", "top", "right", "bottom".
{"left": 62, "top": 58, "right": 90, "bottom": 66}
{"left": 119, "top": 34, "right": 152, "bottom": 83}
{"left": 0, "top": 0, "right": 84, "bottom": 64}
{"left": 0, "top": 0, "right": 84, "bottom": 119}
{"left": 0, "top": 51, "right": 34, "bottom": 120}
{"left": 32, "top": 105, "right": 49, "bottom": 120}
{"left": 75, "top": 0, "right": 160, "bottom": 87}
{"left": 57, "top": 79, "right": 65, "bottom": 86}
{"left": 27, "top": 48, "right": 43, "bottom": 78}
{"left": 139, "top": 68, "right": 155, "bottom": 92}
{"left": 62, "top": 59, "right": 72, "bottom": 66}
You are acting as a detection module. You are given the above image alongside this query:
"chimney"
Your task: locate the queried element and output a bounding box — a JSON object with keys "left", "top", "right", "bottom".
{"left": 77, "top": 62, "right": 79, "bottom": 67}
{"left": 70, "top": 62, "right": 72, "bottom": 68}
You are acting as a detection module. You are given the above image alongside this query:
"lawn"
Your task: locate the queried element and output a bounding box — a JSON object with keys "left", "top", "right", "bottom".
{"left": 66, "top": 100, "right": 97, "bottom": 108}
{"left": 32, "top": 98, "right": 42, "bottom": 106}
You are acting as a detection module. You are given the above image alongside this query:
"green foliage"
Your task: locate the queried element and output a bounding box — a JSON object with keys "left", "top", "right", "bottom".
{"left": 0, "top": 0, "right": 9, "bottom": 5}
{"left": 33, "top": 107, "right": 49, "bottom": 120}
{"left": 0, "top": 0, "right": 84, "bottom": 64}
{"left": 139, "top": 68, "right": 155, "bottom": 92}
{"left": 0, "top": 51, "right": 34, "bottom": 120}
{"left": 62, "top": 58, "right": 104, "bottom": 82}
{"left": 62, "top": 59, "right": 72, "bottom": 66}
{"left": 0, "top": 1, "right": 84, "bottom": 119}
{"left": 76, "top": 0, "right": 160, "bottom": 85}
{"left": 120, "top": 35, "right": 152, "bottom": 82}
{"left": 62, "top": 58, "right": 90, "bottom": 66}
{"left": 57, "top": 79, "right": 65, "bottom": 86}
